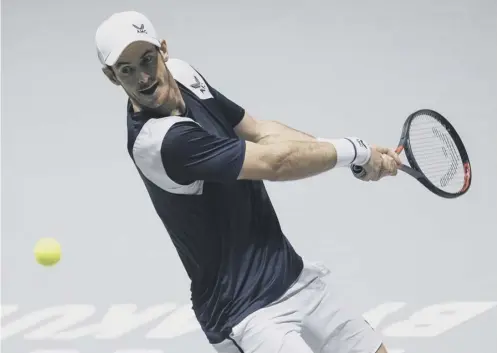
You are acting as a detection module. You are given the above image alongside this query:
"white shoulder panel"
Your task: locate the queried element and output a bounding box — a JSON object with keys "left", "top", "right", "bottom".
{"left": 132, "top": 116, "right": 204, "bottom": 195}
{"left": 166, "top": 58, "right": 214, "bottom": 100}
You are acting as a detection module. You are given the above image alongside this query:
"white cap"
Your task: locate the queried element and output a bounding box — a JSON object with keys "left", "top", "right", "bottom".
{"left": 96, "top": 11, "right": 160, "bottom": 66}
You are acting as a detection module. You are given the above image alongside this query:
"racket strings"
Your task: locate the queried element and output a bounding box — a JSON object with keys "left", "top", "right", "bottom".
{"left": 408, "top": 114, "right": 465, "bottom": 193}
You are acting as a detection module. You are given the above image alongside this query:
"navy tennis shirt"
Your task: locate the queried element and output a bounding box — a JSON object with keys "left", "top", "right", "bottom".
{"left": 126, "top": 59, "right": 303, "bottom": 343}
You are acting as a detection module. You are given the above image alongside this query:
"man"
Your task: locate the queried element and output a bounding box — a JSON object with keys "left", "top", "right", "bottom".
{"left": 95, "top": 10, "right": 401, "bottom": 353}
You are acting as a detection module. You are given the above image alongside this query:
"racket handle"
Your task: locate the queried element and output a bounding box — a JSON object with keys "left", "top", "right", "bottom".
{"left": 350, "top": 164, "right": 367, "bottom": 178}
{"left": 352, "top": 163, "right": 423, "bottom": 179}
{"left": 351, "top": 145, "right": 403, "bottom": 178}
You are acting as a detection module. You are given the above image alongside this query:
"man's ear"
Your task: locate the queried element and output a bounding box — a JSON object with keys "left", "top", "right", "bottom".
{"left": 159, "top": 39, "right": 169, "bottom": 62}
{"left": 102, "top": 66, "right": 120, "bottom": 86}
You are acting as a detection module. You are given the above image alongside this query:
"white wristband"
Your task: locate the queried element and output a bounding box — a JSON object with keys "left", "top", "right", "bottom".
{"left": 317, "top": 137, "right": 372, "bottom": 167}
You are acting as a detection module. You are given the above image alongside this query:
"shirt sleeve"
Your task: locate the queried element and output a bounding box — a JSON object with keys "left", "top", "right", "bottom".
{"left": 193, "top": 69, "right": 246, "bottom": 127}
{"left": 209, "top": 86, "right": 246, "bottom": 127}
{"left": 161, "top": 121, "right": 247, "bottom": 184}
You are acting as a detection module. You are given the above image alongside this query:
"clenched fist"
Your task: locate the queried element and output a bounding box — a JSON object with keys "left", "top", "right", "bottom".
{"left": 352, "top": 145, "right": 402, "bottom": 181}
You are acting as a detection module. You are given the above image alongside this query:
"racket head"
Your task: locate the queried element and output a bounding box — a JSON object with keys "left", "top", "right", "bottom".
{"left": 400, "top": 109, "right": 472, "bottom": 198}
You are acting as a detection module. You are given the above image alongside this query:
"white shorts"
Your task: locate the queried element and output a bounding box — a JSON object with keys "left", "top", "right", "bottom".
{"left": 212, "top": 260, "right": 383, "bottom": 353}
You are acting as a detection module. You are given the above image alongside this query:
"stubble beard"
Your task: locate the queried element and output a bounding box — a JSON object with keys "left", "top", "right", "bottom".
{"left": 137, "top": 72, "right": 185, "bottom": 117}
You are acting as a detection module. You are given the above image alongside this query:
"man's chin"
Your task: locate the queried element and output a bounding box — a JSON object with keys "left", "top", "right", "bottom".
{"left": 130, "top": 87, "right": 172, "bottom": 114}
{"left": 142, "top": 99, "right": 163, "bottom": 109}
{"left": 132, "top": 93, "right": 162, "bottom": 109}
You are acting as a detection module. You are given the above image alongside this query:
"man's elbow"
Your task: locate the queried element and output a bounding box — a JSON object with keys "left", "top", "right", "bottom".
{"left": 267, "top": 153, "right": 291, "bottom": 181}
{"left": 237, "top": 145, "right": 289, "bottom": 182}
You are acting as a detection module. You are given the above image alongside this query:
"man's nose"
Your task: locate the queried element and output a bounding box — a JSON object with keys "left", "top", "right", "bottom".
{"left": 138, "top": 72, "right": 151, "bottom": 84}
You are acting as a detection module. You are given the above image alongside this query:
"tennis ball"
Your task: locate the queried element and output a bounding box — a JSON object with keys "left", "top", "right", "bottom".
{"left": 34, "top": 238, "right": 61, "bottom": 266}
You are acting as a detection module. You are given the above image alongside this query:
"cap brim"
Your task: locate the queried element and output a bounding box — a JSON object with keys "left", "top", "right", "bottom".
{"left": 104, "top": 36, "right": 160, "bottom": 66}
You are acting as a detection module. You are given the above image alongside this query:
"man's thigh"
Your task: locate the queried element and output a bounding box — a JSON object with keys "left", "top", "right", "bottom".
{"left": 212, "top": 260, "right": 386, "bottom": 353}
{"left": 299, "top": 263, "right": 384, "bottom": 353}
{"left": 304, "top": 314, "right": 383, "bottom": 353}
{"left": 211, "top": 275, "right": 316, "bottom": 353}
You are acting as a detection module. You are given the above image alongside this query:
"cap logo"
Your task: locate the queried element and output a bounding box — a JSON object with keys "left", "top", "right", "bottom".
{"left": 132, "top": 24, "right": 147, "bottom": 34}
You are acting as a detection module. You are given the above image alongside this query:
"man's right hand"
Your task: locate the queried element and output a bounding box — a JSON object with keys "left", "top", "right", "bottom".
{"left": 354, "top": 145, "right": 402, "bottom": 182}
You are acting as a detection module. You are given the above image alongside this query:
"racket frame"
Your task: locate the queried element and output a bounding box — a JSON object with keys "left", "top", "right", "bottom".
{"left": 353, "top": 109, "right": 472, "bottom": 199}
{"left": 400, "top": 109, "right": 471, "bottom": 198}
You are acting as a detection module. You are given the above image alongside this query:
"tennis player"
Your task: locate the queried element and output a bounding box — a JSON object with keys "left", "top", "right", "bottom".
{"left": 95, "top": 11, "right": 401, "bottom": 353}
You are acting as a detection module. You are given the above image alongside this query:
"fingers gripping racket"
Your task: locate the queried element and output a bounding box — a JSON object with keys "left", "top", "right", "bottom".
{"left": 351, "top": 109, "right": 472, "bottom": 199}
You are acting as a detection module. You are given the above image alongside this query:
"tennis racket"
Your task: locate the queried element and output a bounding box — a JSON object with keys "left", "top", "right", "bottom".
{"left": 351, "top": 109, "right": 472, "bottom": 199}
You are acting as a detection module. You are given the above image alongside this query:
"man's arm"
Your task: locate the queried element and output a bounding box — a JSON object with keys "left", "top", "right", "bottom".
{"left": 190, "top": 73, "right": 397, "bottom": 181}
{"left": 159, "top": 120, "right": 371, "bottom": 183}
{"left": 233, "top": 112, "right": 317, "bottom": 144}
{"left": 238, "top": 139, "right": 338, "bottom": 181}
{"left": 203, "top": 89, "right": 381, "bottom": 180}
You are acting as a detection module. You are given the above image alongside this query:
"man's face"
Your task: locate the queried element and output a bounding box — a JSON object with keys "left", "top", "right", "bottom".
{"left": 111, "top": 41, "right": 172, "bottom": 110}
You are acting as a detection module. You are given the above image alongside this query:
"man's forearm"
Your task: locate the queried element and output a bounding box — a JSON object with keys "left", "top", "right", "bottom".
{"left": 264, "top": 136, "right": 372, "bottom": 181}
{"left": 255, "top": 121, "right": 316, "bottom": 145}
{"left": 237, "top": 139, "right": 340, "bottom": 182}
{"left": 267, "top": 140, "right": 338, "bottom": 181}
{"left": 238, "top": 115, "right": 373, "bottom": 181}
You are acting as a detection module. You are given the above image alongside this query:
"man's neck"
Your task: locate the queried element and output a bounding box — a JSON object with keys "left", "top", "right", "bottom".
{"left": 131, "top": 92, "right": 186, "bottom": 117}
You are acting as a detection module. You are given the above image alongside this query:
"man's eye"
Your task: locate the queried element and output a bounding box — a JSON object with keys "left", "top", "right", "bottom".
{"left": 121, "top": 66, "right": 133, "bottom": 75}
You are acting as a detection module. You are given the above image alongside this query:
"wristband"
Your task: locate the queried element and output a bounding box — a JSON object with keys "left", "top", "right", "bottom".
{"left": 317, "top": 137, "right": 372, "bottom": 167}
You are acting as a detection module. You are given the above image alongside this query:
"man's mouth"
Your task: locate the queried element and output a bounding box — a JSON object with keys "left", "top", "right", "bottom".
{"left": 139, "top": 81, "right": 159, "bottom": 95}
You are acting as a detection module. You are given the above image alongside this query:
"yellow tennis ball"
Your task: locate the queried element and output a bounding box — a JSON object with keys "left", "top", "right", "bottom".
{"left": 34, "top": 238, "right": 61, "bottom": 266}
